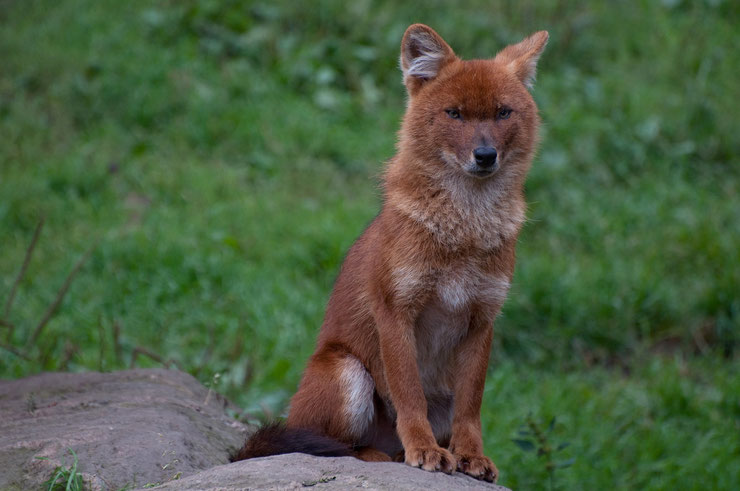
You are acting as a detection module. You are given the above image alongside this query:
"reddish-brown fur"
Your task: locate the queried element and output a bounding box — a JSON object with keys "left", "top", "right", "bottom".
{"left": 236, "top": 24, "right": 548, "bottom": 483}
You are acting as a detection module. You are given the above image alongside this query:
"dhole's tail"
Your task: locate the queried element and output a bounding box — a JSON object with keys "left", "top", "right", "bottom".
{"left": 231, "top": 422, "right": 353, "bottom": 461}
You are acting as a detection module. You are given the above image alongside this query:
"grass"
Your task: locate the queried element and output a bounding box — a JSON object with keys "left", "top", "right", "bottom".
{"left": 40, "top": 448, "right": 85, "bottom": 491}
{"left": 1, "top": 0, "right": 738, "bottom": 489}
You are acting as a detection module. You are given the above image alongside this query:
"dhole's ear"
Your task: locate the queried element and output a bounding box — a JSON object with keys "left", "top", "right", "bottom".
{"left": 400, "top": 24, "right": 456, "bottom": 96}
{"left": 494, "top": 31, "right": 549, "bottom": 89}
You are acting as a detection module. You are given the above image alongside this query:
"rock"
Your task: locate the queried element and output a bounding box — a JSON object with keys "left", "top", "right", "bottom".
{"left": 0, "top": 369, "right": 249, "bottom": 490}
{"left": 0, "top": 369, "right": 510, "bottom": 490}
{"left": 151, "top": 453, "right": 509, "bottom": 490}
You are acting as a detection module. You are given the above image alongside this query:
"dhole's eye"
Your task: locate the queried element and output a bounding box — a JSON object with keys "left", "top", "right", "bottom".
{"left": 445, "top": 108, "right": 462, "bottom": 120}
{"left": 497, "top": 108, "right": 512, "bottom": 120}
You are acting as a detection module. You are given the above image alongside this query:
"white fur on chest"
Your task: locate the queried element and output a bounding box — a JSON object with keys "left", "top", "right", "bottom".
{"left": 435, "top": 263, "right": 510, "bottom": 312}
{"left": 392, "top": 262, "right": 510, "bottom": 311}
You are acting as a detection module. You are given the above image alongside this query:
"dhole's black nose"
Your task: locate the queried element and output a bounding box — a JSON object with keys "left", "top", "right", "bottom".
{"left": 473, "top": 146, "right": 498, "bottom": 168}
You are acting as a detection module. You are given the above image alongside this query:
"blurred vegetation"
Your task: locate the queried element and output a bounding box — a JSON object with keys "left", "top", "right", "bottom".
{"left": 1, "top": 0, "right": 738, "bottom": 489}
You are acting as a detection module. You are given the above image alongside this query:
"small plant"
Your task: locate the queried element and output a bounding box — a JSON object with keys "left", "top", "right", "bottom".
{"left": 302, "top": 475, "right": 337, "bottom": 487}
{"left": 26, "top": 392, "right": 37, "bottom": 414}
{"left": 40, "top": 448, "right": 85, "bottom": 491}
{"left": 204, "top": 372, "right": 222, "bottom": 405}
{"left": 512, "top": 414, "right": 574, "bottom": 491}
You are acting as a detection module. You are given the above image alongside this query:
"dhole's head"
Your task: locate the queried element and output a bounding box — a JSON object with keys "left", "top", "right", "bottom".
{"left": 397, "top": 24, "right": 548, "bottom": 181}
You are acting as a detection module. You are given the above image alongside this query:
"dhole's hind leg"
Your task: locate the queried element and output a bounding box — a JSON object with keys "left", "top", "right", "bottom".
{"left": 355, "top": 447, "right": 392, "bottom": 462}
{"left": 287, "top": 348, "right": 375, "bottom": 446}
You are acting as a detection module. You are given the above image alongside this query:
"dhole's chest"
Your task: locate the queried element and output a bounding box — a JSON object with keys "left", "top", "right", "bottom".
{"left": 393, "top": 261, "right": 511, "bottom": 392}
{"left": 393, "top": 260, "right": 510, "bottom": 314}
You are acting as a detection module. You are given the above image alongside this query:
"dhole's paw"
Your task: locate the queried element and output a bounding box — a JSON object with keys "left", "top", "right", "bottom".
{"left": 454, "top": 454, "right": 498, "bottom": 482}
{"left": 405, "top": 446, "right": 456, "bottom": 474}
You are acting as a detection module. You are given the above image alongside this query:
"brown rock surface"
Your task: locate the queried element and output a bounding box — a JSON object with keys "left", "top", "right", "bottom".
{"left": 0, "top": 369, "right": 248, "bottom": 490}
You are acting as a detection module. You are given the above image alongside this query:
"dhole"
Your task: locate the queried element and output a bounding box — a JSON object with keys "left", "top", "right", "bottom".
{"left": 235, "top": 23, "right": 548, "bottom": 483}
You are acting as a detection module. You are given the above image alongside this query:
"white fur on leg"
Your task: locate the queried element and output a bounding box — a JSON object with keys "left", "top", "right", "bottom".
{"left": 339, "top": 356, "right": 375, "bottom": 438}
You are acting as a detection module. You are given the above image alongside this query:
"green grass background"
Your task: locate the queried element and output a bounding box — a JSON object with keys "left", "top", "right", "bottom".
{"left": 1, "top": 0, "right": 738, "bottom": 489}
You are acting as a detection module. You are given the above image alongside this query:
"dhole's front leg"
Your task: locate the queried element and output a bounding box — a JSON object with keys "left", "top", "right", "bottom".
{"left": 373, "top": 301, "right": 456, "bottom": 474}
{"left": 448, "top": 310, "right": 499, "bottom": 482}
